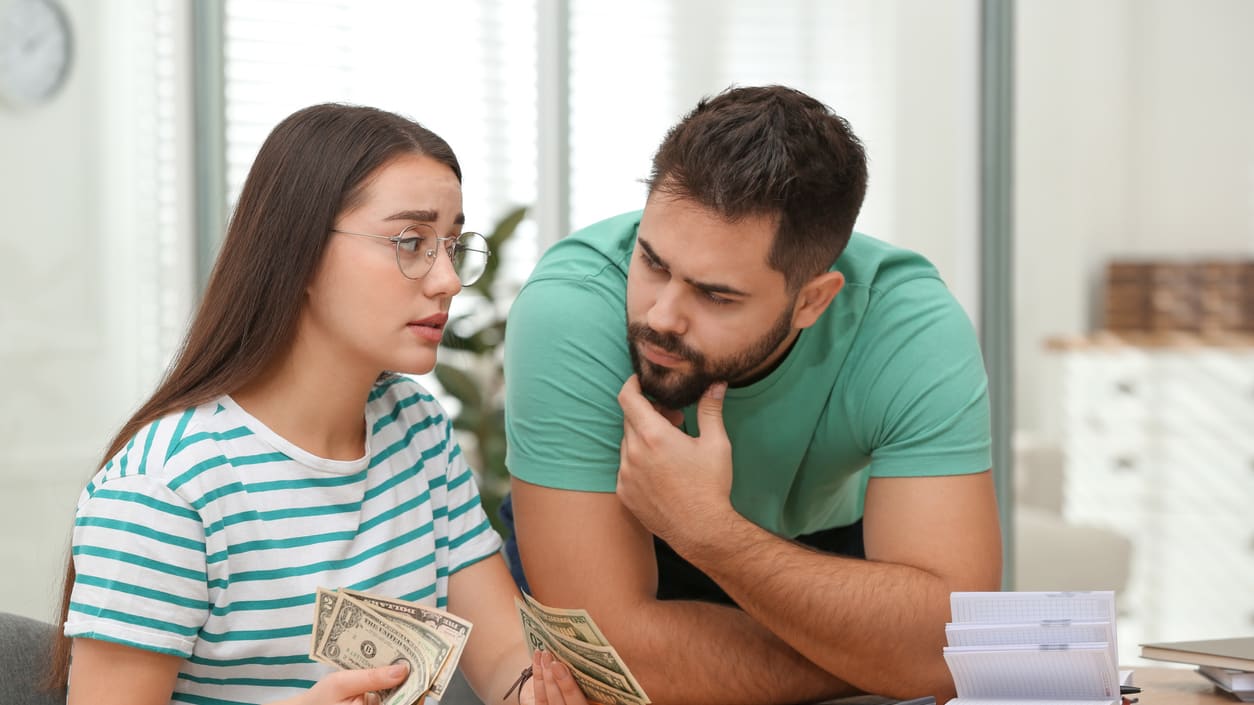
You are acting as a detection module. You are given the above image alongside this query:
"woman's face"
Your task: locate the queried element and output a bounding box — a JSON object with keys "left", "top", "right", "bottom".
{"left": 303, "top": 153, "right": 465, "bottom": 377}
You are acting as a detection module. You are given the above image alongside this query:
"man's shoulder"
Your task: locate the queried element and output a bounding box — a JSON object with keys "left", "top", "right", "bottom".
{"left": 525, "top": 210, "right": 641, "bottom": 286}
{"left": 820, "top": 233, "right": 955, "bottom": 342}
{"left": 836, "top": 232, "right": 943, "bottom": 291}
{"left": 511, "top": 212, "right": 638, "bottom": 332}
{"left": 812, "top": 232, "right": 979, "bottom": 392}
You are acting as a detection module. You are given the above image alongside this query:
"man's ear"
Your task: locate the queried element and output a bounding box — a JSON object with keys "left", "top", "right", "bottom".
{"left": 791, "top": 271, "right": 845, "bottom": 329}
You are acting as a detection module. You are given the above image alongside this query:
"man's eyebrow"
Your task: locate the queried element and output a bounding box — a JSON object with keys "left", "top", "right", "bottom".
{"left": 638, "top": 237, "right": 750, "bottom": 298}
{"left": 384, "top": 209, "right": 466, "bottom": 225}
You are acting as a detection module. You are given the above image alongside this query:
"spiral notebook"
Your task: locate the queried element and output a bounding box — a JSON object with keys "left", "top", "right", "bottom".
{"left": 942, "top": 591, "right": 1120, "bottom": 705}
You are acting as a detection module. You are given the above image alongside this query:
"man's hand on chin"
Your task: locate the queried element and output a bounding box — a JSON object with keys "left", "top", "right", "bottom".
{"left": 616, "top": 375, "right": 734, "bottom": 549}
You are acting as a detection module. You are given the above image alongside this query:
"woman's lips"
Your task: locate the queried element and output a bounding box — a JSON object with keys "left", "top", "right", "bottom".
{"left": 408, "top": 312, "right": 448, "bottom": 343}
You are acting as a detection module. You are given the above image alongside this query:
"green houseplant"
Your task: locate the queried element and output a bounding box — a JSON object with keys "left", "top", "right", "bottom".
{"left": 434, "top": 205, "right": 527, "bottom": 536}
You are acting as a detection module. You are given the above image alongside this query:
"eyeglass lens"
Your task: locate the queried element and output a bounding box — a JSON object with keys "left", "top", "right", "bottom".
{"left": 396, "top": 225, "right": 489, "bottom": 285}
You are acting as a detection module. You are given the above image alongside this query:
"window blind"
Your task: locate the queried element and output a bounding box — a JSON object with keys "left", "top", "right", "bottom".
{"left": 221, "top": 0, "right": 538, "bottom": 252}
{"left": 567, "top": 0, "right": 876, "bottom": 233}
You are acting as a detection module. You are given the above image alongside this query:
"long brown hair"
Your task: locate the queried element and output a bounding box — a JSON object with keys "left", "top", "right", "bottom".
{"left": 45, "top": 103, "right": 462, "bottom": 688}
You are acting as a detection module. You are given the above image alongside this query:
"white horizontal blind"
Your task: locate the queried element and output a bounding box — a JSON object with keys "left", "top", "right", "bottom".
{"left": 222, "top": 1, "right": 356, "bottom": 204}
{"left": 99, "top": 0, "right": 195, "bottom": 399}
{"left": 222, "top": 0, "right": 897, "bottom": 274}
{"left": 222, "top": 0, "right": 538, "bottom": 260}
{"left": 567, "top": 0, "right": 875, "bottom": 233}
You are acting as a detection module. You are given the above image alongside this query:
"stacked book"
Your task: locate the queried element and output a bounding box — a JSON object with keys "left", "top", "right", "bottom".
{"left": 941, "top": 591, "right": 1122, "bottom": 705}
{"left": 1198, "top": 262, "right": 1254, "bottom": 334}
{"left": 1140, "top": 636, "right": 1254, "bottom": 702}
{"left": 1104, "top": 262, "right": 1153, "bottom": 332}
{"left": 1103, "top": 259, "right": 1254, "bottom": 335}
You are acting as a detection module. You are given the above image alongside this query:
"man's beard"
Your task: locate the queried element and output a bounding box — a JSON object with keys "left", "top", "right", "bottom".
{"left": 626, "top": 306, "right": 794, "bottom": 409}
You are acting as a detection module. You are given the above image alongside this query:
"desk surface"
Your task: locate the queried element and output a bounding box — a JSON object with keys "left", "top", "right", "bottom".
{"left": 1128, "top": 666, "right": 1238, "bottom": 705}
{"left": 826, "top": 666, "right": 1237, "bottom": 705}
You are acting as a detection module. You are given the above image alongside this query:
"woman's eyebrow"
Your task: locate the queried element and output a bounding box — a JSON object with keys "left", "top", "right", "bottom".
{"left": 383, "top": 209, "right": 466, "bottom": 225}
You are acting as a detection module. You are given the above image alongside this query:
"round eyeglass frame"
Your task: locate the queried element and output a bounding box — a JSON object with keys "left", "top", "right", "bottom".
{"left": 330, "top": 223, "right": 492, "bottom": 286}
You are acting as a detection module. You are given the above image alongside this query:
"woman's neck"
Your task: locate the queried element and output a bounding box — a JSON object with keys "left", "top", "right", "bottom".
{"left": 231, "top": 337, "right": 379, "bottom": 462}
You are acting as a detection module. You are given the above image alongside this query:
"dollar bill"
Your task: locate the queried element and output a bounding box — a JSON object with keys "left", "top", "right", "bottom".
{"left": 565, "top": 673, "right": 652, "bottom": 705}
{"left": 522, "top": 593, "right": 610, "bottom": 646}
{"left": 340, "top": 588, "right": 470, "bottom": 699}
{"left": 516, "top": 597, "right": 650, "bottom": 705}
{"left": 315, "top": 592, "right": 453, "bottom": 705}
{"left": 309, "top": 587, "right": 340, "bottom": 666}
{"left": 517, "top": 600, "right": 643, "bottom": 698}
{"left": 545, "top": 622, "right": 637, "bottom": 680}
{"left": 518, "top": 595, "right": 646, "bottom": 694}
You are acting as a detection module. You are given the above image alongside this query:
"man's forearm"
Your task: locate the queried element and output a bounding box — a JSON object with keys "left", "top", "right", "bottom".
{"left": 511, "top": 479, "right": 848, "bottom": 705}
{"left": 603, "top": 595, "right": 854, "bottom": 705}
{"left": 678, "top": 515, "right": 958, "bottom": 700}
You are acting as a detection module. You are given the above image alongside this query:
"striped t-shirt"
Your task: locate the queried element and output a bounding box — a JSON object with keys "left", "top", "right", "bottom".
{"left": 65, "top": 375, "right": 503, "bottom": 705}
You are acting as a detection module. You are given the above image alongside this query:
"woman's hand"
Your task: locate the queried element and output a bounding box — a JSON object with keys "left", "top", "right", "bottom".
{"left": 522, "top": 650, "right": 594, "bottom": 705}
{"left": 284, "top": 663, "right": 410, "bottom": 705}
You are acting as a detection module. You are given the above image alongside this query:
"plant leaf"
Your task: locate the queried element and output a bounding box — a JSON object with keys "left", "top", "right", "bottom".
{"left": 442, "top": 321, "right": 491, "bottom": 354}
{"left": 489, "top": 205, "right": 528, "bottom": 249}
{"left": 452, "top": 407, "right": 482, "bottom": 432}
{"left": 472, "top": 205, "right": 528, "bottom": 297}
{"left": 433, "top": 363, "right": 483, "bottom": 409}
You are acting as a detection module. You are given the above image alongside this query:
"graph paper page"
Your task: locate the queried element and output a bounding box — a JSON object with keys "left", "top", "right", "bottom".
{"left": 943, "top": 644, "right": 1119, "bottom": 699}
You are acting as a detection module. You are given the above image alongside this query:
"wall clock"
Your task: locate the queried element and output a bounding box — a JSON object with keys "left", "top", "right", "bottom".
{"left": 0, "top": 0, "right": 73, "bottom": 108}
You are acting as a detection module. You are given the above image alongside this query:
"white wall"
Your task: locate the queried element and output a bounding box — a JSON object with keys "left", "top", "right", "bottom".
{"left": 1015, "top": 0, "right": 1254, "bottom": 439}
{"left": 1127, "top": 1, "right": 1254, "bottom": 253}
{"left": 0, "top": 0, "right": 192, "bottom": 623}
{"left": 1, "top": 0, "right": 110, "bottom": 623}
{"left": 873, "top": 0, "right": 981, "bottom": 318}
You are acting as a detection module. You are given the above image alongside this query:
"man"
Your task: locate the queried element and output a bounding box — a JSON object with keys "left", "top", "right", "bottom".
{"left": 501, "top": 85, "right": 1002, "bottom": 704}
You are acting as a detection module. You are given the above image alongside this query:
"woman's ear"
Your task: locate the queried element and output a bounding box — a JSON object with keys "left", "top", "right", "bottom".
{"left": 791, "top": 271, "right": 845, "bottom": 329}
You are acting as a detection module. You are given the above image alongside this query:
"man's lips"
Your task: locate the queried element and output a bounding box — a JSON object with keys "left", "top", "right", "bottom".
{"left": 638, "top": 341, "right": 687, "bottom": 367}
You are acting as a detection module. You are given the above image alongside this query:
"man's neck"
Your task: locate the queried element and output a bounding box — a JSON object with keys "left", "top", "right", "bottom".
{"left": 732, "top": 328, "right": 803, "bottom": 389}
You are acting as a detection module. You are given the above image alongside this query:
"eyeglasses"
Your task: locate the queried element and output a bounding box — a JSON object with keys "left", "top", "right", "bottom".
{"left": 331, "top": 223, "right": 491, "bottom": 286}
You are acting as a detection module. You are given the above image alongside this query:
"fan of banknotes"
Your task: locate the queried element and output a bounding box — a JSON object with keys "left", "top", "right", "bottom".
{"left": 309, "top": 587, "right": 651, "bottom": 705}
{"left": 515, "top": 593, "right": 652, "bottom": 705}
{"left": 310, "top": 587, "right": 472, "bottom": 705}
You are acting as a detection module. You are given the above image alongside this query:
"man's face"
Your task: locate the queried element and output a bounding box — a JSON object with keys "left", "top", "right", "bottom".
{"left": 626, "top": 194, "right": 799, "bottom": 409}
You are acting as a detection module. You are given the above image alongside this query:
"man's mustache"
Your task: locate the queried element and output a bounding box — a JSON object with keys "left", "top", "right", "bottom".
{"left": 627, "top": 323, "right": 703, "bottom": 363}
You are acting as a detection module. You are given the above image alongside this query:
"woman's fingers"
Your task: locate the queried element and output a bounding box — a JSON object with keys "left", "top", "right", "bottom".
{"left": 531, "top": 650, "right": 549, "bottom": 705}
{"left": 307, "top": 663, "right": 408, "bottom": 705}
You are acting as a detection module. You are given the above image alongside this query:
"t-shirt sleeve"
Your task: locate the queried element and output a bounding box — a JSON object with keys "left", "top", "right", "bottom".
{"left": 504, "top": 276, "right": 630, "bottom": 492}
{"left": 64, "top": 474, "right": 209, "bottom": 657}
{"left": 441, "top": 422, "right": 505, "bottom": 574}
{"left": 845, "top": 276, "right": 992, "bottom": 477}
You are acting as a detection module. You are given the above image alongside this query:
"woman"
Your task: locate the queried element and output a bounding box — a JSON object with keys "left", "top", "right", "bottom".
{"left": 48, "top": 104, "right": 586, "bottom": 705}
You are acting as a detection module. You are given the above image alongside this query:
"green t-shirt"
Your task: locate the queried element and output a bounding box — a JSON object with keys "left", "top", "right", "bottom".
{"left": 504, "top": 210, "right": 991, "bottom": 537}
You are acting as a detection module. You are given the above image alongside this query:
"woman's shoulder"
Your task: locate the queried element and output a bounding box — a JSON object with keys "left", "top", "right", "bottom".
{"left": 367, "top": 374, "right": 449, "bottom": 425}
{"left": 84, "top": 399, "right": 232, "bottom": 500}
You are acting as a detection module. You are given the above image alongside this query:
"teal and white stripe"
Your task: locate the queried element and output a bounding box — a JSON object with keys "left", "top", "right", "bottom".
{"left": 66, "top": 377, "right": 502, "bottom": 705}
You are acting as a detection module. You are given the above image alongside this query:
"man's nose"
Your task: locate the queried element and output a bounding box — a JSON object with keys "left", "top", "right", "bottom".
{"left": 646, "top": 283, "right": 687, "bottom": 336}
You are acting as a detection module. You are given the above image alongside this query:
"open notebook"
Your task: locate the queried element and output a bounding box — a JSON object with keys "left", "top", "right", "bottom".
{"left": 942, "top": 591, "right": 1121, "bottom": 705}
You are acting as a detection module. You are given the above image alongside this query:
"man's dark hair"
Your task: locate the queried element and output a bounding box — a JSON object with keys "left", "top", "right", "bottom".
{"left": 646, "top": 85, "right": 868, "bottom": 288}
